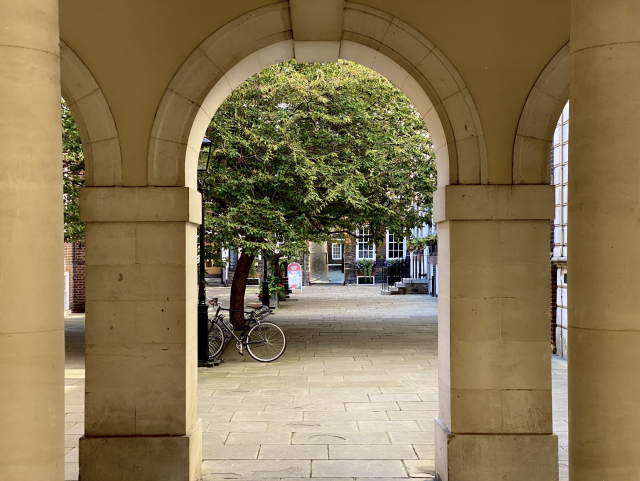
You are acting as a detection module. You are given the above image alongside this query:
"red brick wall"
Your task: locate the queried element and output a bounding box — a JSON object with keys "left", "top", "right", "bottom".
{"left": 64, "top": 242, "right": 85, "bottom": 313}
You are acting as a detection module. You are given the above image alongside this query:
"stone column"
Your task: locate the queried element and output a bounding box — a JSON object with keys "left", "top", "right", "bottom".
{"left": 78, "top": 187, "right": 202, "bottom": 481}
{"left": 434, "top": 185, "right": 558, "bottom": 481}
{"left": 309, "top": 241, "right": 330, "bottom": 282}
{"left": 568, "top": 1, "right": 640, "bottom": 479}
{"left": 0, "top": 1, "right": 64, "bottom": 480}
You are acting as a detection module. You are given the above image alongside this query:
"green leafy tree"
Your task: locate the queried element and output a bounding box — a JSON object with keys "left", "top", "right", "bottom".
{"left": 61, "top": 99, "right": 85, "bottom": 243}
{"left": 201, "top": 60, "right": 436, "bottom": 326}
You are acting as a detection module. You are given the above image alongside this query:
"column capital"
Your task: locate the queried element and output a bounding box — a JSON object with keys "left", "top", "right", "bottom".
{"left": 433, "top": 184, "right": 554, "bottom": 222}
{"left": 80, "top": 186, "right": 202, "bottom": 224}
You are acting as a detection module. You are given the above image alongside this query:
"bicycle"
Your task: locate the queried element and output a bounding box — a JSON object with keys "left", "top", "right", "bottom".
{"left": 206, "top": 298, "right": 286, "bottom": 362}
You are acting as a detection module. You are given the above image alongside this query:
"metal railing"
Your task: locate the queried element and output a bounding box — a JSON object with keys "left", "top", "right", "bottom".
{"left": 381, "top": 253, "right": 437, "bottom": 295}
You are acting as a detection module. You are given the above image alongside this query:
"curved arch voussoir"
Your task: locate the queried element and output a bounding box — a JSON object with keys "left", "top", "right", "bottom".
{"left": 148, "top": 1, "right": 486, "bottom": 188}
{"left": 514, "top": 43, "right": 570, "bottom": 185}
{"left": 60, "top": 39, "right": 122, "bottom": 187}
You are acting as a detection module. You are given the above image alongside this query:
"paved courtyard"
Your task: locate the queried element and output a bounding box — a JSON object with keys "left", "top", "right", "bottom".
{"left": 64, "top": 285, "right": 568, "bottom": 480}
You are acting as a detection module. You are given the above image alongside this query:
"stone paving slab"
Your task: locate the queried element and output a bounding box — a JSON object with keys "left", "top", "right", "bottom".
{"left": 63, "top": 285, "right": 568, "bottom": 480}
{"left": 312, "top": 460, "right": 408, "bottom": 478}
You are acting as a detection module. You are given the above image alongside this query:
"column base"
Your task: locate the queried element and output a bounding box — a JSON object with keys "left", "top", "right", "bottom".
{"left": 435, "top": 418, "right": 558, "bottom": 481}
{"left": 79, "top": 420, "right": 202, "bottom": 481}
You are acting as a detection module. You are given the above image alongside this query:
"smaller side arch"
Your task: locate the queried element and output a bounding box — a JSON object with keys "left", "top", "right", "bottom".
{"left": 513, "top": 43, "right": 570, "bottom": 185}
{"left": 60, "top": 40, "right": 122, "bottom": 186}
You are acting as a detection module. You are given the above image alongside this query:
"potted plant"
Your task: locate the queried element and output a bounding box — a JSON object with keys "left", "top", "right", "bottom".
{"left": 257, "top": 275, "right": 287, "bottom": 307}
{"left": 354, "top": 259, "right": 375, "bottom": 284}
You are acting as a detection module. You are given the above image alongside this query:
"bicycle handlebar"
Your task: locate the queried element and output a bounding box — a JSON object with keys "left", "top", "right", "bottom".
{"left": 206, "top": 297, "right": 265, "bottom": 317}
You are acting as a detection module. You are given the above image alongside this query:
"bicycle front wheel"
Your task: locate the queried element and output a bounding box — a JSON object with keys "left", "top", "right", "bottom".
{"left": 208, "top": 322, "right": 225, "bottom": 359}
{"left": 246, "top": 322, "right": 286, "bottom": 362}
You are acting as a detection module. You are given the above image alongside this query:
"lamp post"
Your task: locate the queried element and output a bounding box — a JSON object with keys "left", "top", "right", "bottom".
{"left": 262, "top": 251, "right": 269, "bottom": 307}
{"left": 197, "top": 138, "right": 213, "bottom": 366}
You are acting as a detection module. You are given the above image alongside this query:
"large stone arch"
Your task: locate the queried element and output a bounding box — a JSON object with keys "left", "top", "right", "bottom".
{"left": 148, "top": 1, "right": 486, "bottom": 189}
{"left": 60, "top": 39, "right": 122, "bottom": 186}
{"left": 513, "top": 43, "right": 570, "bottom": 184}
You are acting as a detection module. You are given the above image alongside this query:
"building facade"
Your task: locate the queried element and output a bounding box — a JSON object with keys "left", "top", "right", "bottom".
{"left": 552, "top": 103, "right": 569, "bottom": 358}
{"left": 63, "top": 242, "right": 85, "bottom": 313}
{"left": 324, "top": 225, "right": 438, "bottom": 291}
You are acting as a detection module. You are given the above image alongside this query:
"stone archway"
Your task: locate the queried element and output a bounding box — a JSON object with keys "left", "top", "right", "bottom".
{"left": 60, "top": 39, "right": 122, "bottom": 187}
{"left": 147, "top": 1, "right": 486, "bottom": 190}
{"left": 513, "top": 43, "right": 570, "bottom": 184}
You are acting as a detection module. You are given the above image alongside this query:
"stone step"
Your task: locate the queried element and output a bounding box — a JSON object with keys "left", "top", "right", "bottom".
{"left": 402, "top": 278, "right": 429, "bottom": 284}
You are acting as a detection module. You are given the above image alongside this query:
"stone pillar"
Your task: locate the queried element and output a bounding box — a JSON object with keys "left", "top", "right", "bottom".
{"left": 568, "top": 1, "right": 640, "bottom": 479}
{"left": 0, "top": 1, "right": 64, "bottom": 480}
{"left": 434, "top": 185, "right": 558, "bottom": 481}
{"left": 78, "top": 187, "right": 202, "bottom": 481}
{"left": 309, "top": 241, "right": 329, "bottom": 282}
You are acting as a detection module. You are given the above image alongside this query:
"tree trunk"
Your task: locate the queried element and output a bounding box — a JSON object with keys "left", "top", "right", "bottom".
{"left": 273, "top": 254, "right": 284, "bottom": 280}
{"left": 229, "top": 252, "right": 255, "bottom": 329}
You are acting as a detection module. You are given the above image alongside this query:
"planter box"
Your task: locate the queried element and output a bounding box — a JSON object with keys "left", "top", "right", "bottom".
{"left": 247, "top": 278, "right": 260, "bottom": 286}
{"left": 357, "top": 276, "right": 374, "bottom": 285}
{"left": 269, "top": 291, "right": 279, "bottom": 308}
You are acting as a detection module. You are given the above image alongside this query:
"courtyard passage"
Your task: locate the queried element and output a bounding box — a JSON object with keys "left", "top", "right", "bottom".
{"left": 64, "top": 285, "right": 568, "bottom": 480}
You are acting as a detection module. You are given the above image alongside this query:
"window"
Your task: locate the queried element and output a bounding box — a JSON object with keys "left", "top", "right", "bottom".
{"left": 387, "top": 232, "right": 405, "bottom": 259}
{"left": 331, "top": 243, "right": 342, "bottom": 260}
{"left": 356, "top": 227, "right": 375, "bottom": 259}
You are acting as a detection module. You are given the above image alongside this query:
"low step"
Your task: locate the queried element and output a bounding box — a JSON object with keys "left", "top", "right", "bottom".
{"left": 402, "top": 278, "right": 429, "bottom": 284}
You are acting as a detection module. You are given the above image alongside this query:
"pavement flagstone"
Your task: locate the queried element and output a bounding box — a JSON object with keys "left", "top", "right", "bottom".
{"left": 63, "top": 284, "right": 568, "bottom": 480}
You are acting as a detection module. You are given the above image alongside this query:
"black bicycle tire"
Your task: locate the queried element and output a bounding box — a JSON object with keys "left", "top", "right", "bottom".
{"left": 245, "top": 322, "right": 286, "bottom": 362}
{"left": 208, "top": 322, "right": 225, "bottom": 359}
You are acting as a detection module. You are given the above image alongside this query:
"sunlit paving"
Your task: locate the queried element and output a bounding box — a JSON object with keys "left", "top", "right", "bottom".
{"left": 64, "top": 286, "right": 568, "bottom": 480}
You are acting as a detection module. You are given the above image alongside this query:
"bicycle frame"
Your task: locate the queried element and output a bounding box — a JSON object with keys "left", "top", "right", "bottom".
{"left": 212, "top": 305, "right": 267, "bottom": 354}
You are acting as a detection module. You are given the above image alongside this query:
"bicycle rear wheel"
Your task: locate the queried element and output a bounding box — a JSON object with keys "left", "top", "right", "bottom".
{"left": 246, "top": 322, "right": 286, "bottom": 362}
{"left": 208, "top": 322, "right": 225, "bottom": 359}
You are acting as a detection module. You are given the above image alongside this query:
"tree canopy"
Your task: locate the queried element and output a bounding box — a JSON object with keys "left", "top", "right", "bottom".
{"left": 201, "top": 60, "right": 436, "bottom": 261}
{"left": 62, "top": 99, "right": 85, "bottom": 243}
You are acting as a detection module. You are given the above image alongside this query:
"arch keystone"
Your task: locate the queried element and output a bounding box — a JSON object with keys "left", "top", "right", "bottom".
{"left": 290, "top": 0, "right": 344, "bottom": 41}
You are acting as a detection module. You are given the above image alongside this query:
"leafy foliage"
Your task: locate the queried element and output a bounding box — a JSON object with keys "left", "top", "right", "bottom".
{"left": 384, "top": 258, "right": 405, "bottom": 268}
{"left": 201, "top": 60, "right": 436, "bottom": 262}
{"left": 257, "top": 275, "right": 287, "bottom": 302}
{"left": 61, "top": 99, "right": 85, "bottom": 243}
{"left": 353, "top": 259, "right": 375, "bottom": 277}
{"left": 407, "top": 233, "right": 437, "bottom": 253}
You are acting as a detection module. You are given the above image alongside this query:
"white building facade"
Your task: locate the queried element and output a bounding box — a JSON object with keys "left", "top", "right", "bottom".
{"left": 552, "top": 102, "right": 569, "bottom": 358}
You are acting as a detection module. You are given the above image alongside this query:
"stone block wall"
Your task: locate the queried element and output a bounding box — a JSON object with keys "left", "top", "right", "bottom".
{"left": 403, "top": 280, "right": 430, "bottom": 294}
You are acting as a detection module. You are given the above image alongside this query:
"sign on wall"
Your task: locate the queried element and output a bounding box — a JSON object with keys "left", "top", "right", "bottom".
{"left": 287, "top": 262, "right": 302, "bottom": 291}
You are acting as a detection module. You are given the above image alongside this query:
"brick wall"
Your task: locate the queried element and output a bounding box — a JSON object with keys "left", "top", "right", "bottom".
{"left": 64, "top": 242, "right": 85, "bottom": 313}
{"left": 343, "top": 235, "right": 386, "bottom": 285}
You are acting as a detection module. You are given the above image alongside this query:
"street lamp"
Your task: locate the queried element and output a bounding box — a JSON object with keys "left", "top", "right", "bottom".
{"left": 197, "top": 137, "right": 213, "bottom": 367}
{"left": 262, "top": 251, "right": 269, "bottom": 307}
